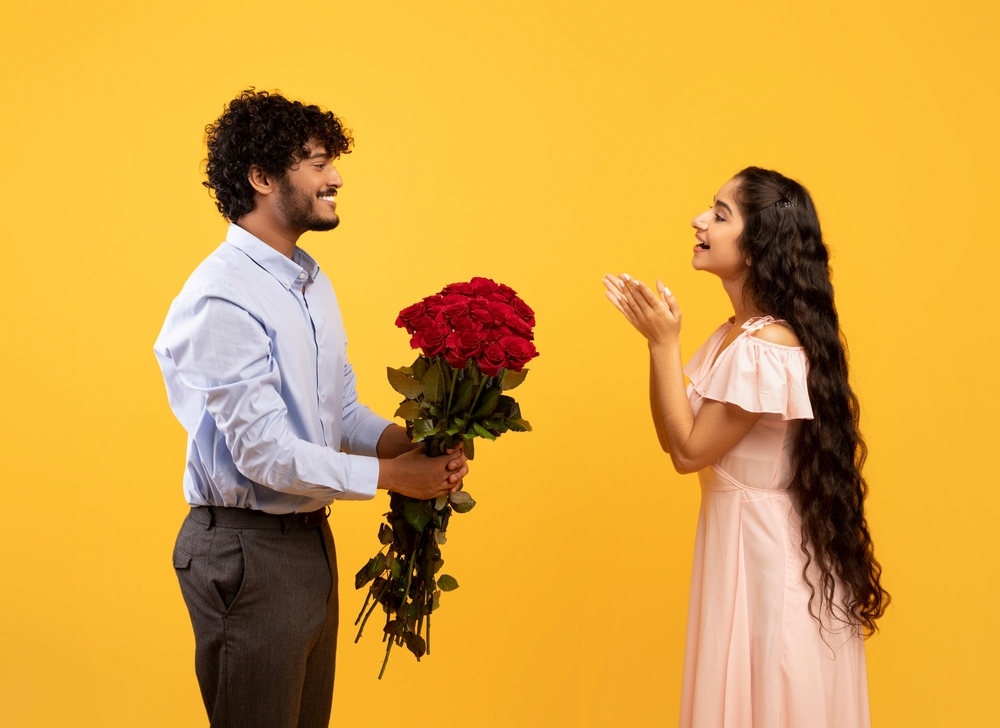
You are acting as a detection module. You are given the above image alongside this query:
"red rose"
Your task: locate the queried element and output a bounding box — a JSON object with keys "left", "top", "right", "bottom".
{"left": 450, "top": 316, "right": 484, "bottom": 332}
{"left": 422, "top": 294, "right": 445, "bottom": 317}
{"left": 486, "top": 301, "right": 515, "bottom": 325}
{"left": 469, "top": 300, "right": 495, "bottom": 324}
{"left": 444, "top": 330, "right": 484, "bottom": 368}
{"left": 440, "top": 300, "right": 470, "bottom": 320}
{"left": 395, "top": 301, "right": 427, "bottom": 332}
{"left": 412, "top": 325, "right": 449, "bottom": 357}
{"left": 470, "top": 277, "right": 499, "bottom": 296}
{"left": 498, "top": 283, "right": 518, "bottom": 302}
{"left": 512, "top": 298, "right": 535, "bottom": 327}
{"left": 477, "top": 343, "right": 507, "bottom": 376}
{"left": 499, "top": 335, "right": 538, "bottom": 371}
{"left": 441, "top": 281, "right": 475, "bottom": 296}
{"left": 505, "top": 316, "right": 533, "bottom": 338}
{"left": 407, "top": 315, "right": 437, "bottom": 334}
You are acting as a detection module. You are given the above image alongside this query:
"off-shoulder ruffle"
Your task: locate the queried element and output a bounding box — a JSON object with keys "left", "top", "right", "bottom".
{"left": 688, "top": 330, "right": 813, "bottom": 420}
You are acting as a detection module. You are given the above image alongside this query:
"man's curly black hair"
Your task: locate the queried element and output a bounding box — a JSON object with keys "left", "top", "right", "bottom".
{"left": 203, "top": 88, "right": 353, "bottom": 222}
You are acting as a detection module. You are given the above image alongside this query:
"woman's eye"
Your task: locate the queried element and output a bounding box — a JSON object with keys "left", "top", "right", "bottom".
{"left": 715, "top": 214, "right": 725, "bottom": 222}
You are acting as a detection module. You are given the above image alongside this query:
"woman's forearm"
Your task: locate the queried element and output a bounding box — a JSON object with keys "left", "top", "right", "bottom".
{"left": 648, "top": 350, "right": 670, "bottom": 452}
{"left": 648, "top": 340, "right": 697, "bottom": 471}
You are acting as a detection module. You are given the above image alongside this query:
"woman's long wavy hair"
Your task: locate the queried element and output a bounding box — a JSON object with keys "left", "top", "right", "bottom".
{"left": 732, "top": 166, "right": 889, "bottom": 635}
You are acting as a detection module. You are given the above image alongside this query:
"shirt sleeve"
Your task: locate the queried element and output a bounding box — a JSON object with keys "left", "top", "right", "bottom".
{"left": 341, "top": 357, "right": 394, "bottom": 456}
{"left": 157, "top": 293, "right": 379, "bottom": 500}
{"left": 691, "top": 335, "right": 814, "bottom": 420}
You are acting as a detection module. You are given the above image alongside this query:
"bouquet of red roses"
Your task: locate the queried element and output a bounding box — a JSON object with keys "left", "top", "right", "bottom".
{"left": 354, "top": 277, "right": 537, "bottom": 678}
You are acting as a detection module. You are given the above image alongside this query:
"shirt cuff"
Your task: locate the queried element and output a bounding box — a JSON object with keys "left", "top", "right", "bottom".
{"left": 339, "top": 453, "right": 380, "bottom": 500}
{"left": 343, "top": 410, "right": 394, "bottom": 457}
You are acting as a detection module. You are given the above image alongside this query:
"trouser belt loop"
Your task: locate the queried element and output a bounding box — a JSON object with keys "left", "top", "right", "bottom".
{"left": 281, "top": 514, "right": 290, "bottom": 535}
{"left": 205, "top": 506, "right": 215, "bottom": 530}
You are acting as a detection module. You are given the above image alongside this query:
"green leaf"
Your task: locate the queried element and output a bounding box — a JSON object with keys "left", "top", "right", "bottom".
{"left": 437, "top": 574, "right": 459, "bottom": 591}
{"left": 501, "top": 368, "right": 528, "bottom": 391}
{"left": 450, "top": 491, "right": 477, "bottom": 514}
{"left": 384, "top": 619, "right": 406, "bottom": 636}
{"left": 411, "top": 355, "right": 429, "bottom": 380}
{"left": 471, "top": 422, "right": 496, "bottom": 441}
{"left": 434, "top": 495, "right": 448, "bottom": 511}
{"left": 378, "top": 523, "right": 394, "bottom": 545}
{"left": 403, "top": 499, "right": 433, "bottom": 532}
{"left": 452, "top": 375, "right": 476, "bottom": 414}
{"left": 482, "top": 418, "right": 506, "bottom": 430}
{"left": 461, "top": 434, "right": 475, "bottom": 460}
{"left": 387, "top": 367, "right": 423, "bottom": 399}
{"left": 431, "top": 591, "right": 441, "bottom": 611}
{"left": 389, "top": 557, "right": 402, "bottom": 579}
{"left": 507, "top": 418, "right": 532, "bottom": 432}
{"left": 403, "top": 633, "right": 427, "bottom": 659}
{"left": 412, "top": 419, "right": 440, "bottom": 443}
{"left": 393, "top": 400, "right": 424, "bottom": 421}
{"left": 355, "top": 557, "right": 377, "bottom": 589}
{"left": 472, "top": 385, "right": 500, "bottom": 418}
{"left": 420, "top": 361, "right": 445, "bottom": 403}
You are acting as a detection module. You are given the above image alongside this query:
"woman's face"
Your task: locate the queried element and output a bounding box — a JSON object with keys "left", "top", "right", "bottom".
{"left": 690, "top": 177, "right": 747, "bottom": 281}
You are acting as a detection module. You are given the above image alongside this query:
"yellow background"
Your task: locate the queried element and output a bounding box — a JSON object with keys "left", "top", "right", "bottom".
{"left": 1, "top": 1, "right": 996, "bottom": 725}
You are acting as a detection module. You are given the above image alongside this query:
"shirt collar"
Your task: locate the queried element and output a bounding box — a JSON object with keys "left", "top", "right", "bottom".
{"left": 225, "top": 223, "right": 320, "bottom": 290}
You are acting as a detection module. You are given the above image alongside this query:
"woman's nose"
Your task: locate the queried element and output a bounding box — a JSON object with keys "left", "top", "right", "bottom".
{"left": 691, "top": 210, "right": 709, "bottom": 229}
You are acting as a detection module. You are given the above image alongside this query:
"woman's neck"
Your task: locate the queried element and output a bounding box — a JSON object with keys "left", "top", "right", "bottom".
{"left": 722, "top": 275, "right": 763, "bottom": 327}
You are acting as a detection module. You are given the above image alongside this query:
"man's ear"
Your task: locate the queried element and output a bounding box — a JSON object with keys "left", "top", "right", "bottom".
{"left": 248, "top": 165, "right": 275, "bottom": 195}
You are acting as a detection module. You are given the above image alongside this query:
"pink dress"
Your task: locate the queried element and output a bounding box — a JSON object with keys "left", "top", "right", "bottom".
{"left": 680, "top": 317, "right": 870, "bottom": 728}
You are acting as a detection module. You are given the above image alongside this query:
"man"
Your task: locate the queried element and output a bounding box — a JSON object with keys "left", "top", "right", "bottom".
{"left": 154, "top": 89, "right": 467, "bottom": 728}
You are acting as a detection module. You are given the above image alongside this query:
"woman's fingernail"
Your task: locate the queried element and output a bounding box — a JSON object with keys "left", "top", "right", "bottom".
{"left": 622, "top": 273, "right": 631, "bottom": 281}
{"left": 663, "top": 286, "right": 672, "bottom": 296}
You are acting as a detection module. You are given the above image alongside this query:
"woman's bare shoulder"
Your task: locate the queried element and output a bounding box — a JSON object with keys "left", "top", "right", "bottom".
{"left": 751, "top": 322, "right": 802, "bottom": 347}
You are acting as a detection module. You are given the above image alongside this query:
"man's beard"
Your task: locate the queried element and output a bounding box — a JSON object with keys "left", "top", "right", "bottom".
{"left": 276, "top": 177, "right": 339, "bottom": 232}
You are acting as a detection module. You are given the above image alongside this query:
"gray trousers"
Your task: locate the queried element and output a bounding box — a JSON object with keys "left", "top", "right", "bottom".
{"left": 173, "top": 506, "right": 339, "bottom": 728}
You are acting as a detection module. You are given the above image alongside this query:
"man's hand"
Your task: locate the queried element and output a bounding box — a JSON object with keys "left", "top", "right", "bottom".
{"left": 377, "top": 444, "right": 468, "bottom": 500}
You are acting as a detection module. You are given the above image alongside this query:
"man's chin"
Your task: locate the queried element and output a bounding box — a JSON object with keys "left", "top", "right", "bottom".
{"left": 307, "top": 216, "right": 339, "bottom": 232}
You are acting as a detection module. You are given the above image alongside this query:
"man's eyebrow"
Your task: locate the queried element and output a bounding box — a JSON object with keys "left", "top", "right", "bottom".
{"left": 714, "top": 198, "right": 733, "bottom": 213}
{"left": 306, "top": 150, "right": 332, "bottom": 160}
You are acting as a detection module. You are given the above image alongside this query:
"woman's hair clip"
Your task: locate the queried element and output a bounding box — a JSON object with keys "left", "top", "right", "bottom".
{"left": 775, "top": 200, "right": 798, "bottom": 208}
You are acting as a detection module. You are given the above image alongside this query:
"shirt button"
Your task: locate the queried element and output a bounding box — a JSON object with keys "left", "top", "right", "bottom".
{"left": 284, "top": 279, "right": 291, "bottom": 286}
{"left": 298, "top": 273, "right": 306, "bottom": 279}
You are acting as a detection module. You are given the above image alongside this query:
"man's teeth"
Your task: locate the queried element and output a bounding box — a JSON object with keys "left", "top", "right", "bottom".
{"left": 319, "top": 195, "right": 335, "bottom": 201}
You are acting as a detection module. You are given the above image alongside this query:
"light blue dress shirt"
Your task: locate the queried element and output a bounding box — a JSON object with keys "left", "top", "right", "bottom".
{"left": 154, "top": 224, "right": 392, "bottom": 513}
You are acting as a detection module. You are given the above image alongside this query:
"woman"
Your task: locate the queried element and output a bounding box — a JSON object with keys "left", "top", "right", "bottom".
{"left": 603, "top": 167, "right": 888, "bottom": 728}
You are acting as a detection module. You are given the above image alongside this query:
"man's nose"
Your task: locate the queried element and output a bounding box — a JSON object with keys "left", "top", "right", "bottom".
{"left": 328, "top": 168, "right": 343, "bottom": 188}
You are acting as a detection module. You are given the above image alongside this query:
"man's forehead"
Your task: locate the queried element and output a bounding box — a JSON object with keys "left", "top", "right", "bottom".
{"left": 304, "top": 139, "right": 332, "bottom": 159}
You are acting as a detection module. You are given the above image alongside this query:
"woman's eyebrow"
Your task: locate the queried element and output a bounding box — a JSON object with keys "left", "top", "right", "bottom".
{"left": 714, "top": 199, "right": 733, "bottom": 213}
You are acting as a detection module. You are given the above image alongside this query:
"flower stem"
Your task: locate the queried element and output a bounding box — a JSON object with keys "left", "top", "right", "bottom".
{"left": 378, "top": 634, "right": 394, "bottom": 679}
{"left": 355, "top": 580, "right": 389, "bottom": 642}
{"left": 445, "top": 366, "right": 459, "bottom": 415}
